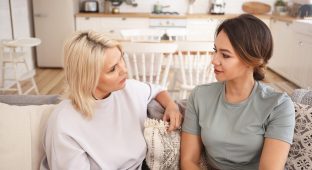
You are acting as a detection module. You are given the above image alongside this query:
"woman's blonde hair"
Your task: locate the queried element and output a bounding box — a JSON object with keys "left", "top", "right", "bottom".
{"left": 63, "top": 31, "right": 121, "bottom": 118}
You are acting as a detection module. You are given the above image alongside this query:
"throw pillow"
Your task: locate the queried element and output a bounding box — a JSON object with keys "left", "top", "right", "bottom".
{"left": 285, "top": 103, "right": 312, "bottom": 170}
{"left": 0, "top": 102, "right": 55, "bottom": 170}
{"left": 144, "top": 118, "right": 181, "bottom": 170}
{"left": 291, "top": 89, "right": 312, "bottom": 106}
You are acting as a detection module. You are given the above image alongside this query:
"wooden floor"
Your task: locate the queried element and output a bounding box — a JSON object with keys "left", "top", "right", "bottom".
{"left": 1, "top": 68, "right": 299, "bottom": 96}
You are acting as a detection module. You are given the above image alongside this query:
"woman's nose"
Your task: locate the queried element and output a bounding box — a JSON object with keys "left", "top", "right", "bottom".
{"left": 211, "top": 53, "right": 219, "bottom": 66}
{"left": 119, "top": 61, "right": 128, "bottom": 75}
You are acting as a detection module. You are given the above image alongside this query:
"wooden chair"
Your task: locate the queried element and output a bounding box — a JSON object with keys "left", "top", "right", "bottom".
{"left": 120, "top": 29, "right": 165, "bottom": 42}
{"left": 0, "top": 38, "right": 41, "bottom": 95}
{"left": 121, "top": 41, "right": 178, "bottom": 88}
{"left": 175, "top": 41, "right": 216, "bottom": 98}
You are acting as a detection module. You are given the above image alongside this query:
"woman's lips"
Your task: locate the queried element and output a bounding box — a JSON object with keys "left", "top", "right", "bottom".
{"left": 214, "top": 69, "right": 223, "bottom": 74}
{"left": 120, "top": 78, "right": 126, "bottom": 84}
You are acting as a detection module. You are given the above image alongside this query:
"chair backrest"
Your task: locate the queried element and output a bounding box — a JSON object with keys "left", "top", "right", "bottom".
{"left": 2, "top": 38, "right": 41, "bottom": 48}
{"left": 120, "top": 29, "right": 165, "bottom": 42}
{"left": 176, "top": 41, "right": 216, "bottom": 96}
{"left": 121, "top": 42, "right": 178, "bottom": 88}
{"left": 165, "top": 28, "right": 187, "bottom": 41}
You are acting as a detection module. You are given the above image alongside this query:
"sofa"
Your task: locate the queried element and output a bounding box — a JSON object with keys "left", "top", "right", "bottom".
{"left": 0, "top": 89, "right": 311, "bottom": 170}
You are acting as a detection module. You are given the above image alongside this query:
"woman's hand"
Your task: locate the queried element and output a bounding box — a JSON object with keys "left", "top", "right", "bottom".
{"left": 162, "top": 102, "right": 183, "bottom": 132}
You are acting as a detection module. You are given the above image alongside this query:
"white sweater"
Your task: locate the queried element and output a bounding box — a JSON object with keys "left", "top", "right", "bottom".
{"left": 41, "top": 79, "right": 163, "bottom": 170}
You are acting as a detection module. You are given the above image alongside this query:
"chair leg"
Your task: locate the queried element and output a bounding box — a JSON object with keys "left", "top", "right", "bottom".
{"left": 13, "top": 62, "right": 22, "bottom": 95}
{"left": 31, "top": 77, "right": 39, "bottom": 94}
{"left": 23, "top": 59, "right": 39, "bottom": 95}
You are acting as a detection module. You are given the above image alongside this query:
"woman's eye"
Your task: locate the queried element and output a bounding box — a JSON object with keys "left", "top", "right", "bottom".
{"left": 222, "top": 53, "right": 230, "bottom": 58}
{"left": 110, "top": 67, "right": 116, "bottom": 72}
{"left": 213, "top": 47, "right": 217, "bottom": 52}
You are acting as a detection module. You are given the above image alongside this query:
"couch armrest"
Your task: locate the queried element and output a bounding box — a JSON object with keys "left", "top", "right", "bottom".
{"left": 147, "top": 99, "right": 187, "bottom": 120}
{"left": 0, "top": 95, "right": 60, "bottom": 105}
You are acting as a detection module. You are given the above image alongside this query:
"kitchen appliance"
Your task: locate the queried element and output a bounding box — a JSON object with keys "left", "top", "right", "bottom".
{"left": 153, "top": 1, "right": 170, "bottom": 14}
{"left": 210, "top": 0, "right": 225, "bottom": 15}
{"left": 81, "top": 0, "right": 99, "bottom": 13}
{"left": 111, "top": 0, "right": 123, "bottom": 14}
{"left": 33, "top": 0, "right": 75, "bottom": 67}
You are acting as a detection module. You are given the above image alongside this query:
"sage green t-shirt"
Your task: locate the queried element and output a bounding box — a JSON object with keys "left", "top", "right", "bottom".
{"left": 182, "top": 81, "right": 295, "bottom": 170}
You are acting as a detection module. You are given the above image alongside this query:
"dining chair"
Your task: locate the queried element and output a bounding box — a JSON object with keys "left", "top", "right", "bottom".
{"left": 0, "top": 38, "right": 41, "bottom": 95}
{"left": 175, "top": 41, "right": 216, "bottom": 98}
{"left": 121, "top": 41, "right": 178, "bottom": 88}
{"left": 120, "top": 29, "right": 165, "bottom": 42}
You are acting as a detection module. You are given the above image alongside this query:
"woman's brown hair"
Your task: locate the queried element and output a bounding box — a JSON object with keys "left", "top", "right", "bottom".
{"left": 216, "top": 14, "right": 273, "bottom": 80}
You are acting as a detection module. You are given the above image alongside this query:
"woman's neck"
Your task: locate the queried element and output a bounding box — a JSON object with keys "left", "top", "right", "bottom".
{"left": 224, "top": 78, "right": 255, "bottom": 104}
{"left": 93, "top": 89, "right": 110, "bottom": 100}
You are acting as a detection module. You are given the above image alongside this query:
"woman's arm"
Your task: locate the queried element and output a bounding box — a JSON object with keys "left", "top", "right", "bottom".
{"left": 180, "top": 132, "right": 202, "bottom": 170}
{"left": 259, "top": 138, "right": 290, "bottom": 170}
{"left": 155, "top": 91, "right": 183, "bottom": 131}
{"left": 44, "top": 133, "right": 91, "bottom": 170}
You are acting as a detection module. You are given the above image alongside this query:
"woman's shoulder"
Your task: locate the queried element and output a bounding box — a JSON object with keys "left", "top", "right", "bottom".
{"left": 192, "top": 81, "right": 224, "bottom": 95}
{"left": 256, "top": 82, "right": 293, "bottom": 107}
{"left": 48, "top": 100, "right": 83, "bottom": 128}
{"left": 124, "top": 79, "right": 148, "bottom": 90}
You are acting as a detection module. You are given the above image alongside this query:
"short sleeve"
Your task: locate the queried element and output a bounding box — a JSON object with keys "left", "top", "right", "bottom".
{"left": 145, "top": 83, "right": 164, "bottom": 103}
{"left": 126, "top": 79, "right": 164, "bottom": 103}
{"left": 264, "top": 96, "right": 295, "bottom": 144}
{"left": 182, "top": 88, "right": 201, "bottom": 135}
{"left": 43, "top": 129, "right": 91, "bottom": 170}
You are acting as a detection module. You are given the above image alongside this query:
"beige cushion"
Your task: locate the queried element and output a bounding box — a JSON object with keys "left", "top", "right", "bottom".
{"left": 285, "top": 103, "right": 312, "bottom": 170}
{"left": 0, "top": 102, "right": 55, "bottom": 170}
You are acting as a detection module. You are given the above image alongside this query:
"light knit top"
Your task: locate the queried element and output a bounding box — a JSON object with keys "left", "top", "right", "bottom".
{"left": 41, "top": 79, "right": 163, "bottom": 170}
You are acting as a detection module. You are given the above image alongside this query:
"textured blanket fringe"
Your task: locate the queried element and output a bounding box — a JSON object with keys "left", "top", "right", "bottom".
{"left": 144, "top": 118, "right": 169, "bottom": 129}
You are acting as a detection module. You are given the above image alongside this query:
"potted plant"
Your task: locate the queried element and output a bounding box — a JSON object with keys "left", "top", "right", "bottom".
{"left": 274, "top": 0, "right": 287, "bottom": 15}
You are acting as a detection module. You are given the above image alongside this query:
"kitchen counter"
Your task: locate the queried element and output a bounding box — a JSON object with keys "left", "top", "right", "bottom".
{"left": 75, "top": 12, "right": 296, "bottom": 21}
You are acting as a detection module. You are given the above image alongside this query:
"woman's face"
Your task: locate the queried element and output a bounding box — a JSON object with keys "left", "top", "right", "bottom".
{"left": 95, "top": 47, "right": 128, "bottom": 98}
{"left": 212, "top": 30, "right": 252, "bottom": 82}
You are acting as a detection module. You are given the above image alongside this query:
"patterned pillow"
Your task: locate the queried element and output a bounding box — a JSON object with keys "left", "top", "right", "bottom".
{"left": 285, "top": 103, "right": 312, "bottom": 170}
{"left": 291, "top": 89, "right": 312, "bottom": 106}
{"left": 144, "top": 118, "right": 181, "bottom": 170}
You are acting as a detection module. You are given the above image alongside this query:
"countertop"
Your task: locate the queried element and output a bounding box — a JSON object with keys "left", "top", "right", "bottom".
{"left": 75, "top": 12, "right": 297, "bottom": 22}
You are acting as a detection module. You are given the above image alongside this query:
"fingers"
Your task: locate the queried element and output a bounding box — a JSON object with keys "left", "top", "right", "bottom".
{"left": 167, "top": 112, "right": 183, "bottom": 132}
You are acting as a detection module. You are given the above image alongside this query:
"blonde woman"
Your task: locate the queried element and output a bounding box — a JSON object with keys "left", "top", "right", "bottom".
{"left": 40, "top": 31, "right": 182, "bottom": 170}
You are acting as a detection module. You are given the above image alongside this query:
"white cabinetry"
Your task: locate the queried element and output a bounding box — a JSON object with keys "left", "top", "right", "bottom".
{"left": 186, "top": 18, "right": 222, "bottom": 41}
{"left": 269, "top": 20, "right": 294, "bottom": 80}
{"left": 76, "top": 17, "right": 149, "bottom": 39}
{"left": 269, "top": 19, "right": 312, "bottom": 88}
{"left": 291, "top": 21, "right": 312, "bottom": 88}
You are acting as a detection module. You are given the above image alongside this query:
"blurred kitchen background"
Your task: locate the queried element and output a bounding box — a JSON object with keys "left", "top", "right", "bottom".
{"left": 0, "top": 0, "right": 311, "bottom": 95}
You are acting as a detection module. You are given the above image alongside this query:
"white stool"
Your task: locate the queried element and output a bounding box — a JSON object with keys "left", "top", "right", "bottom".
{"left": 0, "top": 38, "right": 41, "bottom": 95}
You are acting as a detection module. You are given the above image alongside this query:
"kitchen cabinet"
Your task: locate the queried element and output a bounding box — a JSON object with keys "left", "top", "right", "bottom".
{"left": 33, "top": 0, "right": 75, "bottom": 67}
{"left": 186, "top": 18, "right": 222, "bottom": 41}
{"left": 76, "top": 17, "right": 149, "bottom": 39}
{"left": 291, "top": 21, "right": 312, "bottom": 88}
{"left": 269, "top": 19, "right": 312, "bottom": 88}
{"left": 269, "top": 19, "right": 294, "bottom": 80}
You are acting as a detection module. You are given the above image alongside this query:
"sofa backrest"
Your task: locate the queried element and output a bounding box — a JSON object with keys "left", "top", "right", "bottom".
{"left": 0, "top": 103, "right": 55, "bottom": 170}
